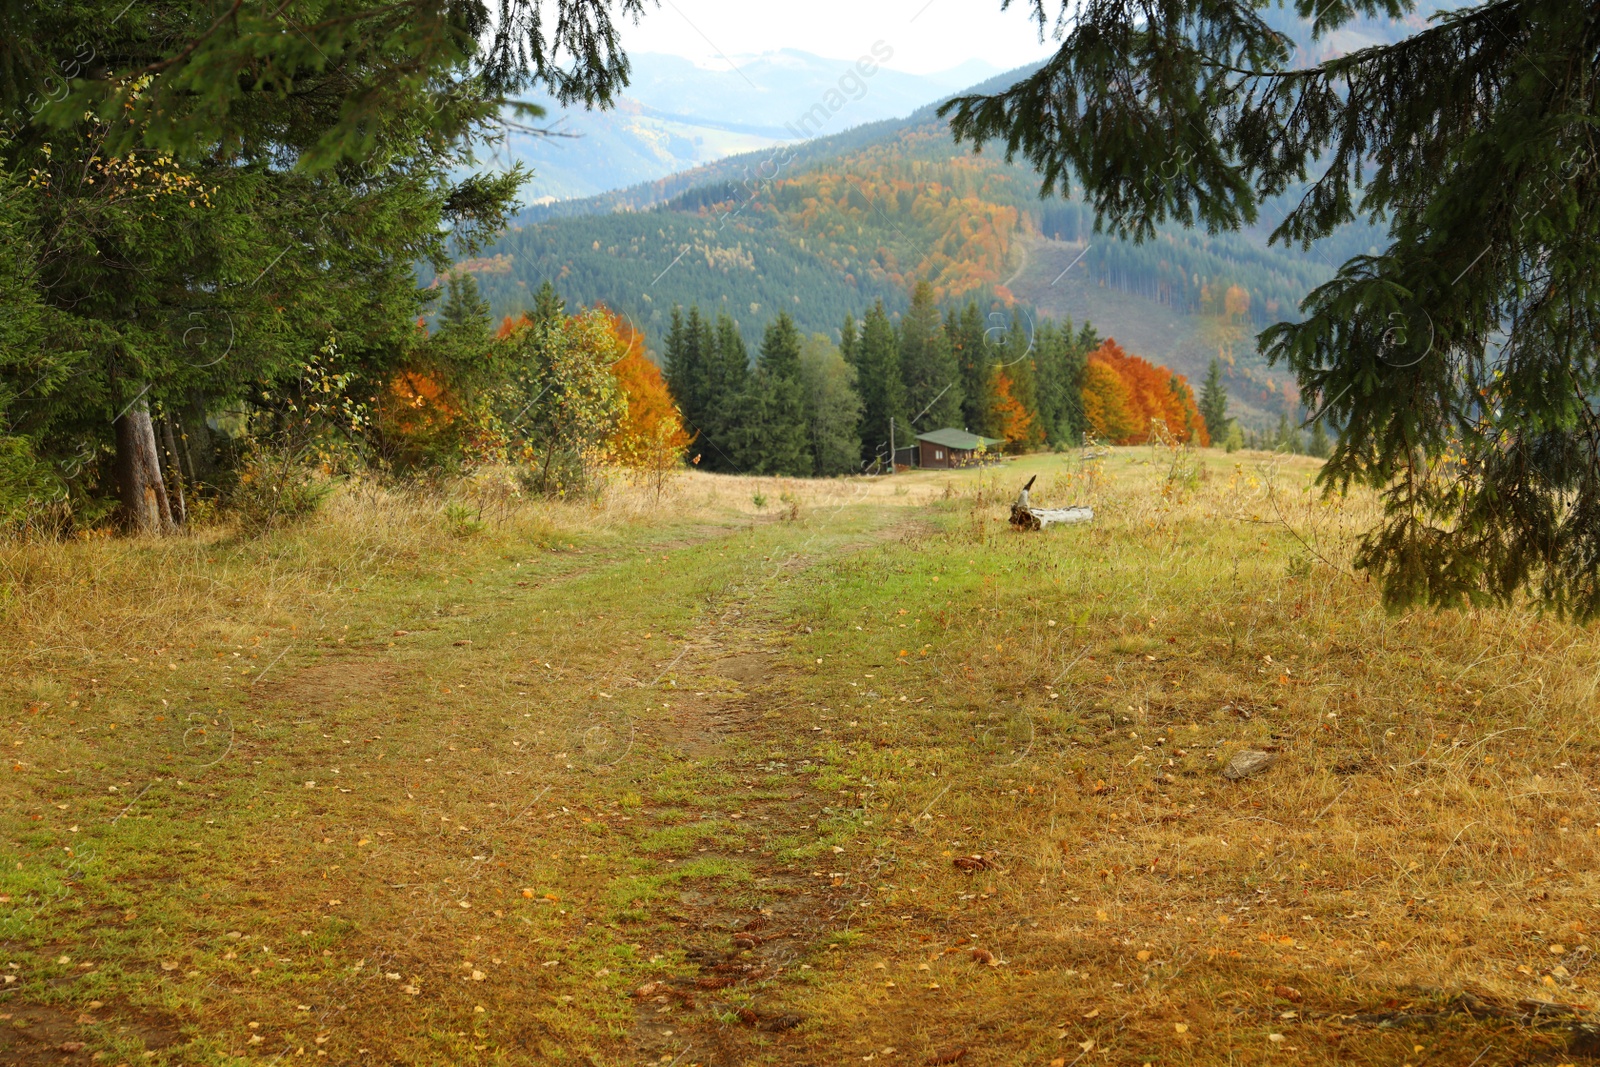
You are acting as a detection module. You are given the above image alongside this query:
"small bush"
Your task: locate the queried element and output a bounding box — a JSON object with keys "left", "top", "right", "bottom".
{"left": 229, "top": 449, "right": 334, "bottom": 534}
{"left": 443, "top": 502, "right": 485, "bottom": 537}
{"left": 0, "top": 436, "right": 65, "bottom": 533}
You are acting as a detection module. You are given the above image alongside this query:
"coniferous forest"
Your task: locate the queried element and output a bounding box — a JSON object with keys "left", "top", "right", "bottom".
{"left": 655, "top": 278, "right": 1205, "bottom": 476}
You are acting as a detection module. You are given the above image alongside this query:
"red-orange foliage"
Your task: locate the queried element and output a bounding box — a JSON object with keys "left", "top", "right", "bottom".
{"left": 1081, "top": 340, "right": 1209, "bottom": 446}
{"left": 384, "top": 368, "right": 457, "bottom": 438}
{"left": 601, "top": 308, "right": 693, "bottom": 470}
{"left": 987, "top": 365, "right": 1036, "bottom": 452}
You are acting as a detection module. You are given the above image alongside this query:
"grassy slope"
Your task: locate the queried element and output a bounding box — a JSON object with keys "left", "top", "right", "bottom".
{"left": 3, "top": 456, "right": 1598, "bottom": 1067}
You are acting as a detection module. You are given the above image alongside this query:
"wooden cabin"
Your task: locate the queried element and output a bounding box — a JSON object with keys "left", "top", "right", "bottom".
{"left": 914, "top": 428, "right": 1005, "bottom": 469}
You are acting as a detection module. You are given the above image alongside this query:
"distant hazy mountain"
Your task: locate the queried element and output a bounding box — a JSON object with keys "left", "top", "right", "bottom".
{"left": 493, "top": 50, "right": 1003, "bottom": 202}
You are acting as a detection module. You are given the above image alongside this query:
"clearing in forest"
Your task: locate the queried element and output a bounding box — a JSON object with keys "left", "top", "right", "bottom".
{"left": 3, "top": 450, "right": 1598, "bottom": 1066}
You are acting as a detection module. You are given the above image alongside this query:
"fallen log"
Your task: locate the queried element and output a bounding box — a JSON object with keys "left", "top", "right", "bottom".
{"left": 1009, "top": 475, "right": 1093, "bottom": 530}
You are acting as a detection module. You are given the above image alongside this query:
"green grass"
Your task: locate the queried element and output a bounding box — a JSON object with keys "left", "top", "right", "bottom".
{"left": 2, "top": 454, "right": 1598, "bottom": 1066}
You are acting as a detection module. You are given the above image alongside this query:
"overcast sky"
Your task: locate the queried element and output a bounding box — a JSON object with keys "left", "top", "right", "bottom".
{"left": 620, "top": 0, "right": 1059, "bottom": 75}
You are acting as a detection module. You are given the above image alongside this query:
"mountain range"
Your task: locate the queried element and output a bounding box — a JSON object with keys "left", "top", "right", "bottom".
{"left": 456, "top": 10, "right": 1458, "bottom": 432}
{"left": 494, "top": 50, "right": 1003, "bottom": 202}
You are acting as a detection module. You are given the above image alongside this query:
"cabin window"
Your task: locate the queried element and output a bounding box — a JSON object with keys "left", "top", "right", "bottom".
{"left": 935, "top": 450, "right": 944, "bottom": 460}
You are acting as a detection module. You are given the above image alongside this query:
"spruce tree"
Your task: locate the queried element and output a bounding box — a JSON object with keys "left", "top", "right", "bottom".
{"left": 440, "top": 273, "right": 492, "bottom": 335}
{"left": 945, "top": 0, "right": 1600, "bottom": 617}
{"left": 730, "top": 313, "right": 810, "bottom": 476}
{"left": 1033, "top": 318, "right": 1089, "bottom": 447}
{"left": 699, "top": 312, "right": 750, "bottom": 471}
{"left": 897, "top": 282, "right": 963, "bottom": 432}
{"left": 531, "top": 280, "right": 566, "bottom": 329}
{"left": 799, "top": 334, "right": 864, "bottom": 475}
{"left": 951, "top": 302, "right": 990, "bottom": 434}
{"left": 855, "top": 301, "right": 907, "bottom": 465}
{"left": 664, "top": 305, "right": 707, "bottom": 450}
{"left": 1309, "top": 418, "right": 1332, "bottom": 459}
{"left": 1274, "top": 413, "right": 1301, "bottom": 454}
{"left": 839, "top": 313, "right": 859, "bottom": 367}
{"left": 1199, "top": 358, "right": 1230, "bottom": 445}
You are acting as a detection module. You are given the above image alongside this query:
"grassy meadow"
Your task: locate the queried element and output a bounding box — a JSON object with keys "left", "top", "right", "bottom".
{"left": 2, "top": 448, "right": 1599, "bottom": 1067}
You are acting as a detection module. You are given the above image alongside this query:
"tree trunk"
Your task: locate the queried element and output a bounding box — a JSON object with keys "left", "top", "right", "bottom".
{"left": 159, "top": 414, "right": 187, "bottom": 526}
{"left": 182, "top": 389, "right": 216, "bottom": 484}
{"left": 114, "top": 392, "right": 174, "bottom": 534}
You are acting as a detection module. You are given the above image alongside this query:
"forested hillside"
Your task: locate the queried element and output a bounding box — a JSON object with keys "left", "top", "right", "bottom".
{"left": 460, "top": 63, "right": 1381, "bottom": 430}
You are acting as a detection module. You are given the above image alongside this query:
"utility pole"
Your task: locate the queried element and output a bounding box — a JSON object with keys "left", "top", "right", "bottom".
{"left": 889, "top": 417, "right": 895, "bottom": 474}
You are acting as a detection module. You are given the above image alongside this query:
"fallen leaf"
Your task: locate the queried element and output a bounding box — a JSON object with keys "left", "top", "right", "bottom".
{"left": 1274, "top": 984, "right": 1303, "bottom": 1002}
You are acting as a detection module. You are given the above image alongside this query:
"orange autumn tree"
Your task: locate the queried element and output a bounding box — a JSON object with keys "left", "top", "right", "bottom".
{"left": 1081, "top": 340, "right": 1209, "bottom": 445}
{"left": 379, "top": 318, "right": 470, "bottom": 467}
{"left": 986, "top": 364, "right": 1037, "bottom": 453}
{"left": 600, "top": 308, "right": 693, "bottom": 477}
{"left": 1080, "top": 359, "right": 1140, "bottom": 444}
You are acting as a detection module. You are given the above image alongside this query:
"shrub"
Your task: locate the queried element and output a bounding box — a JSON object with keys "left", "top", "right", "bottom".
{"left": 228, "top": 448, "right": 334, "bottom": 534}
{"left": 0, "top": 436, "right": 65, "bottom": 534}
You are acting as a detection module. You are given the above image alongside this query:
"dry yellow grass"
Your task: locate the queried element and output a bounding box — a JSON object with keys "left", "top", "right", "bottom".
{"left": 1, "top": 448, "right": 1597, "bottom": 1067}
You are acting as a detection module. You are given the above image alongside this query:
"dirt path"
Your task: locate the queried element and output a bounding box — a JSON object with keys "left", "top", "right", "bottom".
{"left": 609, "top": 516, "right": 931, "bottom": 1065}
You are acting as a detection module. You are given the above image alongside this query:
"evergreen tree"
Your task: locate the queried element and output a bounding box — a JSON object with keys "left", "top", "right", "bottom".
{"left": 839, "top": 313, "right": 859, "bottom": 367}
{"left": 944, "top": 0, "right": 1600, "bottom": 617}
{"left": 1198, "top": 357, "right": 1230, "bottom": 445}
{"left": 663, "top": 305, "right": 709, "bottom": 452}
{"left": 988, "top": 308, "right": 1044, "bottom": 451}
{"left": 1034, "top": 318, "right": 1089, "bottom": 446}
{"left": 439, "top": 273, "right": 492, "bottom": 335}
{"left": 729, "top": 313, "right": 810, "bottom": 476}
{"left": 1, "top": 0, "right": 638, "bottom": 532}
{"left": 1308, "top": 418, "right": 1331, "bottom": 459}
{"left": 531, "top": 280, "right": 566, "bottom": 329}
{"left": 950, "top": 302, "right": 989, "bottom": 434}
{"left": 1273, "top": 412, "right": 1301, "bottom": 454}
{"left": 663, "top": 304, "right": 746, "bottom": 468}
{"left": 799, "top": 334, "right": 863, "bottom": 475}
{"left": 700, "top": 312, "right": 750, "bottom": 471}
{"left": 1077, "top": 321, "right": 1100, "bottom": 354}
{"left": 855, "top": 301, "right": 907, "bottom": 465}
{"left": 897, "top": 281, "right": 963, "bottom": 432}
